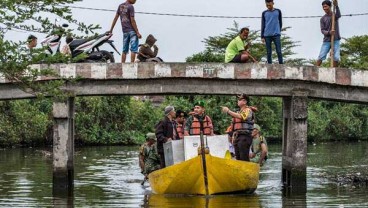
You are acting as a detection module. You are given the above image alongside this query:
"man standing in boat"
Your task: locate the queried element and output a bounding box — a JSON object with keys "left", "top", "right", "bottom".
{"left": 221, "top": 94, "right": 255, "bottom": 161}
{"left": 184, "top": 101, "right": 214, "bottom": 136}
{"left": 155, "top": 106, "right": 179, "bottom": 168}
{"left": 249, "top": 124, "right": 268, "bottom": 166}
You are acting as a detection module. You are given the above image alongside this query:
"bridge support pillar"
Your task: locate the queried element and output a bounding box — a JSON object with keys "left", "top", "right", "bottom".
{"left": 52, "top": 97, "right": 75, "bottom": 196}
{"left": 282, "top": 93, "right": 308, "bottom": 193}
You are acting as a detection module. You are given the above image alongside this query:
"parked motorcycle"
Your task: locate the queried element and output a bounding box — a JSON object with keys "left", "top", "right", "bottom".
{"left": 69, "top": 32, "right": 120, "bottom": 63}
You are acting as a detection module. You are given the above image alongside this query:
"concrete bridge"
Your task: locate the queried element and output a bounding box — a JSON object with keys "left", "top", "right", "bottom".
{"left": 1, "top": 63, "right": 368, "bottom": 102}
{"left": 1, "top": 62, "right": 368, "bottom": 195}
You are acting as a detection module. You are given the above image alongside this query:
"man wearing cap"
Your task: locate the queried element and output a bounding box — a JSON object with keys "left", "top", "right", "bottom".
{"left": 140, "top": 133, "right": 160, "bottom": 180}
{"left": 221, "top": 94, "right": 255, "bottom": 161}
{"left": 184, "top": 101, "right": 214, "bottom": 136}
{"left": 155, "top": 105, "right": 179, "bottom": 168}
{"left": 250, "top": 124, "right": 268, "bottom": 166}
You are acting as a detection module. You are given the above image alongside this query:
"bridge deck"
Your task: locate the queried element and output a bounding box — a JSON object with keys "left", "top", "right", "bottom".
{"left": 0, "top": 63, "right": 367, "bottom": 103}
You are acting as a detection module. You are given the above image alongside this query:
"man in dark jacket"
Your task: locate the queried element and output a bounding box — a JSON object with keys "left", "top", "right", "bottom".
{"left": 137, "top": 34, "right": 163, "bottom": 62}
{"left": 155, "top": 106, "right": 178, "bottom": 168}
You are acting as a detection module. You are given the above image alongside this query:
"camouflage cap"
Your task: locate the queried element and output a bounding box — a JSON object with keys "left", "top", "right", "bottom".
{"left": 253, "top": 124, "right": 261, "bottom": 132}
{"left": 146, "top": 133, "right": 156, "bottom": 141}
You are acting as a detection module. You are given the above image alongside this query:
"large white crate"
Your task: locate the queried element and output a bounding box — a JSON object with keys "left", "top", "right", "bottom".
{"left": 184, "top": 135, "right": 229, "bottom": 160}
{"left": 163, "top": 135, "right": 230, "bottom": 167}
{"left": 163, "top": 139, "right": 185, "bottom": 166}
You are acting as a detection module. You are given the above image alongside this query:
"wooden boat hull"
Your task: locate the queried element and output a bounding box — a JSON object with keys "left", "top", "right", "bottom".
{"left": 148, "top": 154, "right": 260, "bottom": 195}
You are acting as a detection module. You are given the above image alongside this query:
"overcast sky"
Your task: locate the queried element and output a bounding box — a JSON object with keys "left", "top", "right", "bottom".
{"left": 4, "top": 0, "right": 368, "bottom": 62}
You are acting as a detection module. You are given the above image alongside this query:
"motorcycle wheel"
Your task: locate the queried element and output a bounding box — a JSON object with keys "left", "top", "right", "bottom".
{"left": 100, "top": 50, "right": 115, "bottom": 63}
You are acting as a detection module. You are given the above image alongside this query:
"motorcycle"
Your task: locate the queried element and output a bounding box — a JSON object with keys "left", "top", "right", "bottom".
{"left": 69, "top": 32, "right": 120, "bottom": 63}
{"left": 41, "top": 20, "right": 120, "bottom": 63}
{"left": 40, "top": 23, "right": 69, "bottom": 56}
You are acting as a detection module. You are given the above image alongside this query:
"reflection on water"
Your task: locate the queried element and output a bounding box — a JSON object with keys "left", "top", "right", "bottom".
{"left": 144, "top": 194, "right": 261, "bottom": 208}
{"left": 0, "top": 143, "right": 368, "bottom": 207}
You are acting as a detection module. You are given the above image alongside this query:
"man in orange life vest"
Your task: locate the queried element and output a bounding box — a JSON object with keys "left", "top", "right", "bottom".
{"left": 221, "top": 94, "right": 255, "bottom": 161}
{"left": 155, "top": 106, "right": 179, "bottom": 168}
{"left": 175, "top": 110, "right": 187, "bottom": 139}
{"left": 184, "top": 101, "right": 214, "bottom": 136}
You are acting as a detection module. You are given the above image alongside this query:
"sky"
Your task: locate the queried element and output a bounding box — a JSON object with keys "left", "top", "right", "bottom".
{"left": 4, "top": 0, "right": 368, "bottom": 63}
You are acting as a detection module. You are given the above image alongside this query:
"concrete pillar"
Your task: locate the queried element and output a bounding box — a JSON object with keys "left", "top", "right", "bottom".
{"left": 282, "top": 92, "right": 308, "bottom": 193}
{"left": 52, "top": 97, "right": 75, "bottom": 196}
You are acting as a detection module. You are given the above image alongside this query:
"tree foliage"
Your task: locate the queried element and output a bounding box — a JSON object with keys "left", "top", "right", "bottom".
{"left": 340, "top": 35, "right": 368, "bottom": 70}
{"left": 75, "top": 96, "right": 162, "bottom": 145}
{"left": 0, "top": 0, "right": 99, "bottom": 97}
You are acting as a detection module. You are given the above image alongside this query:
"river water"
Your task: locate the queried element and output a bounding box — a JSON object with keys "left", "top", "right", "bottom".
{"left": 1, "top": 142, "right": 368, "bottom": 207}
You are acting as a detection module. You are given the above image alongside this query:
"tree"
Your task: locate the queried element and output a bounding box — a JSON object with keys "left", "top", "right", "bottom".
{"left": 0, "top": 0, "right": 99, "bottom": 97}
{"left": 340, "top": 35, "right": 368, "bottom": 70}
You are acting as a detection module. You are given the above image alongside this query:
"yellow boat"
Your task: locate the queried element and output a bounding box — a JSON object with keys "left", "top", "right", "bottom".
{"left": 148, "top": 153, "right": 260, "bottom": 195}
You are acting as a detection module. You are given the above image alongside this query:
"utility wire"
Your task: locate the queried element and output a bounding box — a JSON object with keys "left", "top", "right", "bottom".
{"left": 4, "top": 5, "right": 367, "bottom": 34}
{"left": 68, "top": 5, "right": 368, "bottom": 19}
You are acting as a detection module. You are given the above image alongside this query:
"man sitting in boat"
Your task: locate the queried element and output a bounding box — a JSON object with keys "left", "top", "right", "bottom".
{"left": 221, "top": 94, "right": 255, "bottom": 161}
{"left": 250, "top": 124, "right": 268, "bottom": 166}
{"left": 141, "top": 133, "right": 161, "bottom": 180}
{"left": 184, "top": 101, "right": 214, "bottom": 136}
{"left": 175, "top": 110, "right": 187, "bottom": 140}
{"left": 155, "top": 106, "right": 179, "bottom": 168}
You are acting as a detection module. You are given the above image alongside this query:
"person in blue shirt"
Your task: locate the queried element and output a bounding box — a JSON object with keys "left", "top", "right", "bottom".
{"left": 261, "top": 0, "right": 283, "bottom": 64}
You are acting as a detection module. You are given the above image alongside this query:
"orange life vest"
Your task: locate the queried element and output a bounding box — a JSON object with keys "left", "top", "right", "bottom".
{"left": 232, "top": 107, "right": 255, "bottom": 132}
{"left": 189, "top": 115, "right": 212, "bottom": 135}
{"left": 176, "top": 123, "right": 184, "bottom": 139}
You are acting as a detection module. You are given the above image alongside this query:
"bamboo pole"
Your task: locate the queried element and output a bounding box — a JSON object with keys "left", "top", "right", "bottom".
{"left": 330, "top": 1, "right": 337, "bottom": 67}
{"left": 199, "top": 122, "right": 209, "bottom": 195}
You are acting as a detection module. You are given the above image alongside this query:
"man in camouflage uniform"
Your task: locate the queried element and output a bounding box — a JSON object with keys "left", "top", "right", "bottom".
{"left": 140, "top": 133, "right": 161, "bottom": 179}
{"left": 249, "top": 124, "right": 268, "bottom": 166}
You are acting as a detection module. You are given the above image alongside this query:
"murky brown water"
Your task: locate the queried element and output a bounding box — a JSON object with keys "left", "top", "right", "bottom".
{"left": 1, "top": 142, "right": 368, "bottom": 207}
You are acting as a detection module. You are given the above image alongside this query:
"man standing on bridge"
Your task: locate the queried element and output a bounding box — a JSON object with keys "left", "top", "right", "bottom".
{"left": 109, "top": 0, "right": 142, "bottom": 63}
{"left": 261, "top": 0, "right": 283, "bottom": 64}
{"left": 316, "top": 0, "right": 341, "bottom": 67}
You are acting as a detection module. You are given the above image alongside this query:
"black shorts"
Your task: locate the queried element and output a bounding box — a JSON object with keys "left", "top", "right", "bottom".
{"left": 229, "top": 54, "right": 242, "bottom": 63}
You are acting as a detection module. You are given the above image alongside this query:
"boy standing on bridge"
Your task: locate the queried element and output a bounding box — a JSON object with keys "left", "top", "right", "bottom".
{"left": 110, "top": 0, "right": 142, "bottom": 63}
{"left": 316, "top": 0, "right": 341, "bottom": 67}
{"left": 261, "top": 0, "right": 283, "bottom": 64}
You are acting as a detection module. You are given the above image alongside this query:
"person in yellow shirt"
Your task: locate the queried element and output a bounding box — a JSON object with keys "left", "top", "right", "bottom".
{"left": 224, "top": 28, "right": 250, "bottom": 63}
